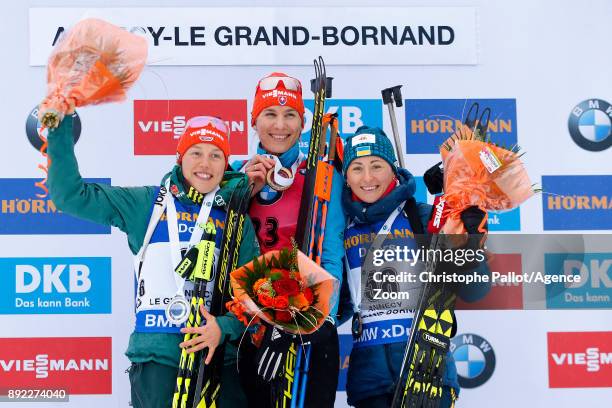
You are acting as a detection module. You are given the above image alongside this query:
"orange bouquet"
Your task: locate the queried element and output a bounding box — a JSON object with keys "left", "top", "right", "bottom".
{"left": 228, "top": 245, "right": 338, "bottom": 339}
{"left": 439, "top": 121, "right": 535, "bottom": 235}
{"left": 38, "top": 18, "right": 147, "bottom": 128}
{"left": 34, "top": 18, "right": 147, "bottom": 197}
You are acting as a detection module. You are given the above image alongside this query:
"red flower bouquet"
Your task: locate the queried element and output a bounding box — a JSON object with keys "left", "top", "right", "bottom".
{"left": 228, "top": 245, "right": 337, "bottom": 336}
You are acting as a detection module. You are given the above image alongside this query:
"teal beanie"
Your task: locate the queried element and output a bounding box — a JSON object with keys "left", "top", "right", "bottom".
{"left": 342, "top": 126, "right": 398, "bottom": 175}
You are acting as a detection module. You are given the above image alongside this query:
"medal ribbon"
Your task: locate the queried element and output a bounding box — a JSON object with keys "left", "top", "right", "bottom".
{"left": 134, "top": 180, "right": 218, "bottom": 297}
{"left": 263, "top": 153, "right": 302, "bottom": 190}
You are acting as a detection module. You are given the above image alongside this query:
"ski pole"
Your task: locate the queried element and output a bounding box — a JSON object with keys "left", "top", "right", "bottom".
{"left": 172, "top": 223, "right": 217, "bottom": 408}
{"left": 279, "top": 57, "right": 327, "bottom": 408}
{"left": 295, "top": 114, "right": 337, "bottom": 408}
{"left": 381, "top": 85, "right": 405, "bottom": 169}
{"left": 192, "top": 181, "right": 253, "bottom": 408}
{"left": 290, "top": 341, "right": 303, "bottom": 408}
{"left": 390, "top": 235, "right": 437, "bottom": 408}
{"left": 314, "top": 113, "right": 338, "bottom": 265}
{"left": 299, "top": 67, "right": 335, "bottom": 408}
{"left": 393, "top": 103, "right": 494, "bottom": 407}
{"left": 381, "top": 84, "right": 434, "bottom": 407}
{"left": 296, "top": 342, "right": 312, "bottom": 408}
{"left": 290, "top": 57, "right": 333, "bottom": 408}
{"left": 307, "top": 118, "right": 331, "bottom": 261}
{"left": 294, "top": 57, "right": 327, "bottom": 246}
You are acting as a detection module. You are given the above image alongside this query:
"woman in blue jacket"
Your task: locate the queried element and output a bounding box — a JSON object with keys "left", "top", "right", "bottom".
{"left": 341, "top": 126, "right": 489, "bottom": 407}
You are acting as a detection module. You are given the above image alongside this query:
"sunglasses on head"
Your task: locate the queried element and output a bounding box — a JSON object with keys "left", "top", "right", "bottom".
{"left": 185, "top": 116, "right": 230, "bottom": 137}
{"left": 258, "top": 76, "right": 302, "bottom": 92}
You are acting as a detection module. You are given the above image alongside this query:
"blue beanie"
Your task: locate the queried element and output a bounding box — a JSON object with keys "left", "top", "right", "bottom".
{"left": 342, "top": 126, "right": 399, "bottom": 175}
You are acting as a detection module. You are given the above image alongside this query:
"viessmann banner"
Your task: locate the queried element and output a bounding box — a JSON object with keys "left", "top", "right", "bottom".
{"left": 29, "top": 7, "right": 478, "bottom": 66}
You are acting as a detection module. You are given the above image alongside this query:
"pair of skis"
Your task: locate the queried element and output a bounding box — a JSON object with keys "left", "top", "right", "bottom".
{"left": 271, "top": 56, "right": 335, "bottom": 408}
{"left": 172, "top": 178, "right": 253, "bottom": 408}
{"left": 386, "top": 98, "right": 491, "bottom": 408}
{"left": 391, "top": 249, "right": 457, "bottom": 408}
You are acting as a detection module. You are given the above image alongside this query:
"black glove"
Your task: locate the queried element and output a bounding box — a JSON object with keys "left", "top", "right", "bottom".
{"left": 461, "top": 206, "right": 487, "bottom": 251}
{"left": 255, "top": 319, "right": 336, "bottom": 382}
{"left": 460, "top": 206, "right": 488, "bottom": 234}
{"left": 423, "top": 162, "right": 444, "bottom": 195}
{"left": 301, "top": 319, "right": 335, "bottom": 345}
{"left": 255, "top": 324, "right": 294, "bottom": 382}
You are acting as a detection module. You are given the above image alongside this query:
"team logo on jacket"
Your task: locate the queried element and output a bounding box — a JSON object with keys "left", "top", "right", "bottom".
{"left": 25, "top": 105, "right": 81, "bottom": 150}
{"left": 214, "top": 194, "right": 226, "bottom": 207}
{"left": 568, "top": 99, "right": 612, "bottom": 152}
{"left": 451, "top": 333, "right": 496, "bottom": 388}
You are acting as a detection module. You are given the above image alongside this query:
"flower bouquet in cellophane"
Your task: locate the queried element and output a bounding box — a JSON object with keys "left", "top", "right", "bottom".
{"left": 227, "top": 243, "right": 338, "bottom": 345}
{"left": 439, "top": 110, "right": 536, "bottom": 235}
{"left": 38, "top": 18, "right": 147, "bottom": 128}
{"left": 34, "top": 18, "right": 147, "bottom": 197}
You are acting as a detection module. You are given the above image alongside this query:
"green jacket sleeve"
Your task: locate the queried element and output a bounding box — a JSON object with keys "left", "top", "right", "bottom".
{"left": 47, "top": 116, "right": 156, "bottom": 254}
{"left": 217, "top": 215, "right": 260, "bottom": 342}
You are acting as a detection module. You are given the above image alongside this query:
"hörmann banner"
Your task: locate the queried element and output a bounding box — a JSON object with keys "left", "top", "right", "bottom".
{"left": 0, "top": 179, "right": 111, "bottom": 235}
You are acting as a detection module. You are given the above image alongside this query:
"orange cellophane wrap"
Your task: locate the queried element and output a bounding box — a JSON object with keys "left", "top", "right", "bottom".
{"left": 38, "top": 18, "right": 147, "bottom": 127}
{"left": 230, "top": 250, "right": 338, "bottom": 335}
{"left": 440, "top": 124, "right": 534, "bottom": 234}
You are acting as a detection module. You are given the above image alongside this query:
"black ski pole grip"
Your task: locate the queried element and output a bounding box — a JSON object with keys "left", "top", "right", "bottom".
{"left": 381, "top": 85, "right": 403, "bottom": 107}
{"left": 392, "top": 86, "right": 403, "bottom": 108}
{"left": 464, "top": 102, "right": 480, "bottom": 128}
{"left": 325, "top": 77, "right": 333, "bottom": 98}
{"left": 310, "top": 77, "right": 334, "bottom": 97}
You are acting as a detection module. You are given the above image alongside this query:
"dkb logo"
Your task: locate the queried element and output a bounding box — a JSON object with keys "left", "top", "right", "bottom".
{"left": 0, "top": 257, "right": 111, "bottom": 314}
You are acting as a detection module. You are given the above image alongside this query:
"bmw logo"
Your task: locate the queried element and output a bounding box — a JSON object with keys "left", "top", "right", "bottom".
{"left": 568, "top": 99, "right": 612, "bottom": 151}
{"left": 25, "top": 105, "right": 81, "bottom": 150}
{"left": 451, "top": 333, "right": 496, "bottom": 388}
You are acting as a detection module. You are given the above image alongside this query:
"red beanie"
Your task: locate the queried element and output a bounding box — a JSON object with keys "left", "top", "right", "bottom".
{"left": 251, "top": 72, "right": 305, "bottom": 126}
{"left": 176, "top": 117, "right": 230, "bottom": 164}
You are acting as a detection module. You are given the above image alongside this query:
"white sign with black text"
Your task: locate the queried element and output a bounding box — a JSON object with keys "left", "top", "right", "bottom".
{"left": 29, "top": 7, "right": 478, "bottom": 66}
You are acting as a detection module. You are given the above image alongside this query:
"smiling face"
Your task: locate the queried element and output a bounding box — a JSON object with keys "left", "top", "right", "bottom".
{"left": 346, "top": 156, "right": 396, "bottom": 203}
{"left": 254, "top": 105, "right": 303, "bottom": 155}
{"left": 180, "top": 143, "right": 226, "bottom": 194}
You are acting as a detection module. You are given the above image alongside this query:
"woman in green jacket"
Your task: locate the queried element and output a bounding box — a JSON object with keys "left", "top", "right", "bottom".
{"left": 46, "top": 113, "right": 259, "bottom": 408}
